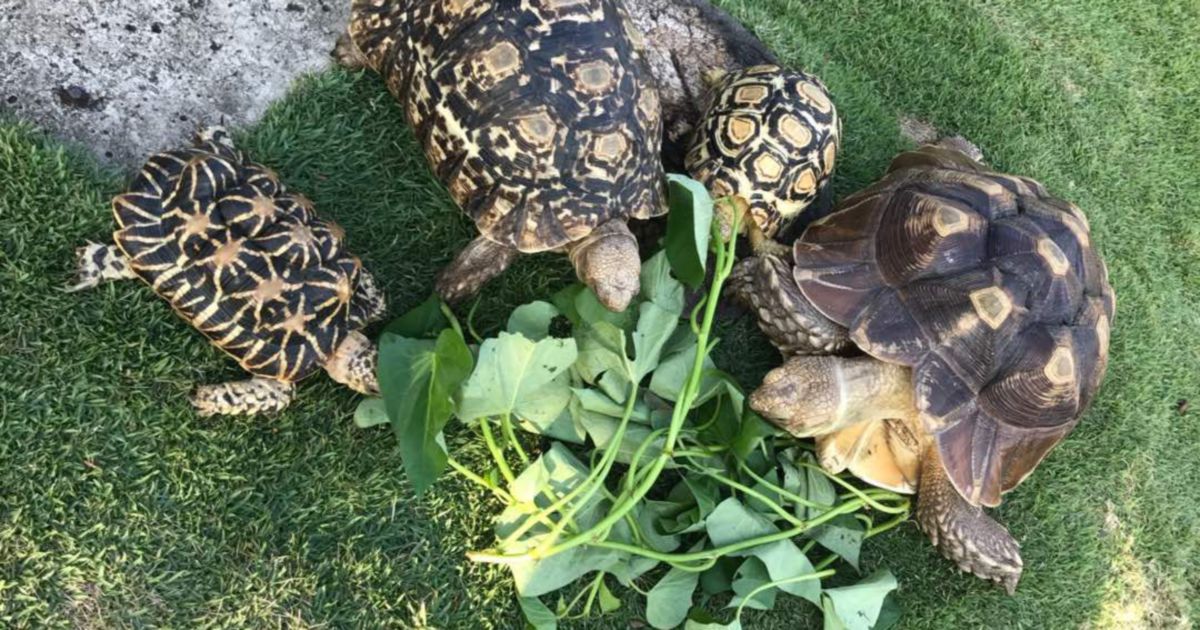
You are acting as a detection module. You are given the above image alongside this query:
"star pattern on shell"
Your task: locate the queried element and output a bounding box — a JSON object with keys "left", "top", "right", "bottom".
{"left": 112, "top": 134, "right": 376, "bottom": 383}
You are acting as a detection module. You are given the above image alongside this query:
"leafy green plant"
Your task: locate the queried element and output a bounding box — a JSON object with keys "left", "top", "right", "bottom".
{"left": 359, "top": 178, "right": 910, "bottom": 629}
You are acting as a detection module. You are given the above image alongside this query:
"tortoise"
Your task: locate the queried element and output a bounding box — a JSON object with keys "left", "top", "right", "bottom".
{"left": 685, "top": 64, "right": 840, "bottom": 253}
{"left": 729, "top": 143, "right": 1115, "bottom": 592}
{"left": 333, "top": 0, "right": 667, "bottom": 312}
{"left": 70, "top": 128, "right": 387, "bottom": 416}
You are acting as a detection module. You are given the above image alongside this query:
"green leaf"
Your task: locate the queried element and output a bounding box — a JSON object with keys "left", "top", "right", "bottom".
{"left": 521, "top": 407, "right": 586, "bottom": 443}
{"left": 730, "top": 557, "right": 776, "bottom": 611}
{"left": 650, "top": 344, "right": 723, "bottom": 406}
{"left": 872, "top": 594, "right": 902, "bottom": 630}
{"left": 576, "top": 287, "right": 635, "bottom": 330}
{"left": 384, "top": 294, "right": 449, "bottom": 338}
{"left": 379, "top": 329, "right": 473, "bottom": 494}
{"left": 810, "top": 515, "right": 865, "bottom": 570}
{"left": 633, "top": 300, "right": 681, "bottom": 381}
{"left": 682, "top": 475, "right": 719, "bottom": 517}
{"left": 551, "top": 284, "right": 585, "bottom": 326}
{"left": 606, "top": 554, "right": 660, "bottom": 587}
{"left": 519, "top": 596, "right": 558, "bottom": 630}
{"left": 665, "top": 174, "right": 715, "bottom": 288}
{"left": 783, "top": 453, "right": 837, "bottom": 520}
{"left": 732, "top": 411, "right": 777, "bottom": 461}
{"left": 458, "top": 333, "right": 578, "bottom": 426}
{"left": 598, "top": 578, "right": 622, "bottom": 614}
{"left": 353, "top": 397, "right": 389, "bottom": 429}
{"left": 641, "top": 251, "right": 686, "bottom": 314}
{"left": 508, "top": 301, "right": 562, "bottom": 341}
{"left": 746, "top": 540, "right": 821, "bottom": 604}
{"left": 499, "top": 445, "right": 626, "bottom": 597}
{"left": 821, "top": 570, "right": 899, "bottom": 630}
{"left": 633, "top": 501, "right": 683, "bottom": 552}
{"left": 646, "top": 566, "right": 700, "bottom": 629}
{"left": 705, "top": 498, "right": 776, "bottom": 548}
{"left": 575, "top": 321, "right": 632, "bottom": 386}
{"left": 685, "top": 608, "right": 742, "bottom": 630}
{"left": 576, "top": 410, "right": 664, "bottom": 466}
{"left": 699, "top": 557, "right": 739, "bottom": 595}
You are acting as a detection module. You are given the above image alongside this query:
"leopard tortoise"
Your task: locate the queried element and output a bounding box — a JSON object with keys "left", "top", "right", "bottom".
{"left": 71, "top": 128, "right": 387, "bottom": 416}
{"left": 686, "top": 64, "right": 840, "bottom": 253}
{"left": 334, "top": 0, "right": 666, "bottom": 312}
{"left": 730, "top": 143, "right": 1115, "bottom": 592}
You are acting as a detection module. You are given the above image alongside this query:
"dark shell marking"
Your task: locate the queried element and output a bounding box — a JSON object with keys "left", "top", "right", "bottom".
{"left": 112, "top": 134, "right": 375, "bottom": 383}
{"left": 348, "top": 0, "right": 666, "bottom": 253}
{"left": 793, "top": 146, "right": 1114, "bottom": 507}
{"left": 686, "top": 65, "right": 840, "bottom": 237}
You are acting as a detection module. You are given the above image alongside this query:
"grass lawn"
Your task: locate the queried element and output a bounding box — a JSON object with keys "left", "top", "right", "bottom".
{"left": 2, "top": 0, "right": 1198, "bottom": 627}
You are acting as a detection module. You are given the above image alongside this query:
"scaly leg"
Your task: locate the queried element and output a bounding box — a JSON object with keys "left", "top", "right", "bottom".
{"left": 435, "top": 235, "right": 520, "bottom": 305}
{"left": 917, "top": 445, "right": 1023, "bottom": 594}
{"left": 191, "top": 377, "right": 296, "bottom": 416}
{"left": 68, "top": 242, "right": 138, "bottom": 292}
{"left": 726, "top": 254, "right": 849, "bottom": 356}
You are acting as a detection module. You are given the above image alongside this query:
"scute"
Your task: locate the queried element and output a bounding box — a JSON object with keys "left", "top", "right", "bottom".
{"left": 112, "top": 135, "right": 365, "bottom": 382}
{"left": 794, "top": 145, "right": 1115, "bottom": 505}
{"left": 353, "top": 0, "right": 665, "bottom": 253}
{"left": 686, "top": 65, "right": 840, "bottom": 237}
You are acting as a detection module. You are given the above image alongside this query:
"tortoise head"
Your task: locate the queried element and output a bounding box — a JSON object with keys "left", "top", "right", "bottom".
{"left": 686, "top": 65, "right": 840, "bottom": 239}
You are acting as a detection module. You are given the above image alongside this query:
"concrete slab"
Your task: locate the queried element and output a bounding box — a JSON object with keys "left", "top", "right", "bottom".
{"left": 0, "top": 0, "right": 348, "bottom": 165}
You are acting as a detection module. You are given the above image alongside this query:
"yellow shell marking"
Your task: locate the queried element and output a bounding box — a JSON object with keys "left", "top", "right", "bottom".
{"left": 969, "top": 286, "right": 1013, "bottom": 330}
{"left": 779, "top": 115, "right": 812, "bottom": 148}
{"left": 182, "top": 210, "right": 211, "bottom": 236}
{"left": 823, "top": 140, "right": 837, "bottom": 175}
{"left": 798, "top": 81, "right": 832, "bottom": 112}
{"left": 574, "top": 60, "right": 614, "bottom": 93}
{"left": 734, "top": 84, "right": 769, "bottom": 105}
{"left": 213, "top": 238, "right": 242, "bottom": 267}
{"left": 793, "top": 168, "right": 817, "bottom": 195}
{"left": 481, "top": 42, "right": 521, "bottom": 78}
{"left": 726, "top": 117, "right": 756, "bottom": 145}
{"left": 593, "top": 132, "right": 628, "bottom": 161}
{"left": 252, "top": 276, "right": 285, "bottom": 304}
{"left": 754, "top": 153, "right": 784, "bottom": 182}
{"left": 251, "top": 194, "right": 275, "bottom": 220}
{"left": 1096, "top": 314, "right": 1111, "bottom": 357}
{"left": 517, "top": 111, "right": 558, "bottom": 145}
{"left": 1037, "top": 238, "right": 1071, "bottom": 275}
{"left": 1044, "top": 345, "right": 1076, "bottom": 386}
{"left": 327, "top": 221, "right": 347, "bottom": 242}
{"left": 933, "top": 205, "right": 970, "bottom": 236}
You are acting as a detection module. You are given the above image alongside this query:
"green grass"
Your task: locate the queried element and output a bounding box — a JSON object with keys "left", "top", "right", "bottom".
{"left": 2, "top": 0, "right": 1198, "bottom": 627}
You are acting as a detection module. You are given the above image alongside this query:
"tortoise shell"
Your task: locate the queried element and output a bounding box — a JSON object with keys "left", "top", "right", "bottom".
{"left": 793, "top": 146, "right": 1115, "bottom": 507}
{"left": 686, "top": 65, "right": 840, "bottom": 238}
{"left": 348, "top": 0, "right": 667, "bottom": 253}
{"left": 112, "top": 132, "right": 375, "bottom": 383}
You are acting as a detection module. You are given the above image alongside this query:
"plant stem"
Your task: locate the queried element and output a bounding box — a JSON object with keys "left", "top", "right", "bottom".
{"left": 446, "top": 456, "right": 512, "bottom": 503}
{"left": 499, "top": 412, "right": 529, "bottom": 466}
{"left": 479, "top": 418, "right": 515, "bottom": 485}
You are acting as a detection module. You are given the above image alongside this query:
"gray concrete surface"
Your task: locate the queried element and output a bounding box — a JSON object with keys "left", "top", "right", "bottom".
{"left": 0, "top": 0, "right": 349, "bottom": 165}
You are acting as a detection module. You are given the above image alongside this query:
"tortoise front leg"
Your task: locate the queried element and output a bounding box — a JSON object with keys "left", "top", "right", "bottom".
{"left": 726, "top": 254, "right": 850, "bottom": 356}
{"left": 68, "top": 242, "right": 137, "bottom": 292}
{"left": 435, "top": 235, "right": 520, "bottom": 306}
{"left": 917, "top": 445, "right": 1023, "bottom": 594}
{"left": 190, "top": 377, "right": 296, "bottom": 416}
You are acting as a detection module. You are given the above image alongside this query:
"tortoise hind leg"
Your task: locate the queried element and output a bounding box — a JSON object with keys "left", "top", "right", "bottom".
{"left": 916, "top": 446, "right": 1023, "bottom": 594}
{"left": 352, "top": 268, "right": 388, "bottom": 325}
{"left": 190, "top": 377, "right": 296, "bottom": 416}
{"left": 435, "top": 235, "right": 520, "bottom": 305}
{"left": 68, "top": 242, "right": 137, "bottom": 292}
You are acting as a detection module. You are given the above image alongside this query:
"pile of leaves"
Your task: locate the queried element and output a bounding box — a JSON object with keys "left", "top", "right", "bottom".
{"left": 356, "top": 177, "right": 910, "bottom": 629}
